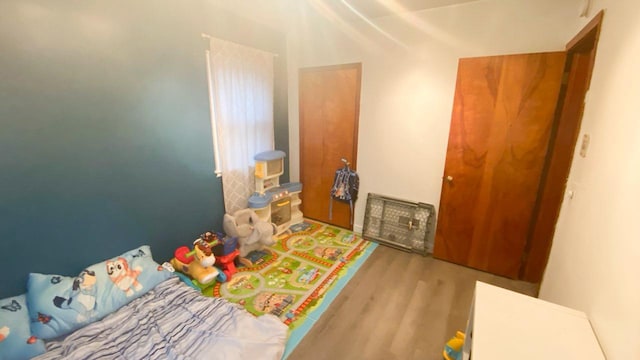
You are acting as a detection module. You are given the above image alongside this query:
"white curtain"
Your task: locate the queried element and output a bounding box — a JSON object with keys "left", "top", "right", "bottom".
{"left": 207, "top": 38, "right": 275, "bottom": 214}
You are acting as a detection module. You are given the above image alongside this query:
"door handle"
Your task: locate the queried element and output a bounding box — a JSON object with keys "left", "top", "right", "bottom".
{"left": 445, "top": 175, "right": 453, "bottom": 183}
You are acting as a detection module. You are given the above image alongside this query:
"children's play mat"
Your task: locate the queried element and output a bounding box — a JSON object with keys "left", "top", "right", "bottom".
{"left": 205, "top": 220, "right": 377, "bottom": 358}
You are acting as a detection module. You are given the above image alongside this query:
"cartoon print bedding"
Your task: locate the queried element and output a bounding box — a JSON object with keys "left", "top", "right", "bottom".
{"left": 34, "top": 277, "right": 287, "bottom": 360}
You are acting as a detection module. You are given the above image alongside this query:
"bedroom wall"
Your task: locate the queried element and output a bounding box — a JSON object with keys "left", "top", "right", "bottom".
{"left": 0, "top": 0, "right": 288, "bottom": 298}
{"left": 539, "top": 1, "right": 640, "bottom": 359}
{"left": 285, "top": 0, "right": 638, "bottom": 358}
{"left": 287, "top": 0, "right": 586, "bottom": 233}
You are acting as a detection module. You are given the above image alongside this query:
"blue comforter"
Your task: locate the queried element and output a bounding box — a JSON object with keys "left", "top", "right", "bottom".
{"left": 34, "top": 277, "right": 287, "bottom": 360}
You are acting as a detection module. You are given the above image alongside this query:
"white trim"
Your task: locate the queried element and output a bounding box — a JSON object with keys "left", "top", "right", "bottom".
{"left": 202, "top": 33, "right": 279, "bottom": 57}
{"left": 205, "top": 49, "right": 222, "bottom": 178}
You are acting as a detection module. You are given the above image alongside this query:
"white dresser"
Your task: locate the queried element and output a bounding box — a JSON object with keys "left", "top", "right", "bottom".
{"left": 463, "top": 281, "right": 605, "bottom": 360}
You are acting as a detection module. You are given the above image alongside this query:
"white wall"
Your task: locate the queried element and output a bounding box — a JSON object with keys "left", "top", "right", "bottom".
{"left": 539, "top": 1, "right": 640, "bottom": 359}
{"left": 285, "top": 1, "right": 640, "bottom": 358}
{"left": 287, "top": 0, "right": 585, "bottom": 233}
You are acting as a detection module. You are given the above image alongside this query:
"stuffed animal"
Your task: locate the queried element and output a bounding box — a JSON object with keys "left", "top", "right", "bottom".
{"left": 171, "top": 235, "right": 222, "bottom": 286}
{"left": 223, "top": 209, "right": 276, "bottom": 258}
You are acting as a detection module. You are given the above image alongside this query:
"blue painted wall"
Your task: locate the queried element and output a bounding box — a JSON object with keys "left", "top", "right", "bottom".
{"left": 0, "top": 1, "right": 288, "bottom": 298}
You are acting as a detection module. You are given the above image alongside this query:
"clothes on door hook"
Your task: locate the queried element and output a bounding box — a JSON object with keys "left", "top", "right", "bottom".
{"left": 329, "top": 161, "right": 359, "bottom": 226}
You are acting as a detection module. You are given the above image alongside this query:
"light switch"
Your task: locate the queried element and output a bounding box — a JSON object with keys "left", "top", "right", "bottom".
{"left": 579, "top": 134, "right": 590, "bottom": 158}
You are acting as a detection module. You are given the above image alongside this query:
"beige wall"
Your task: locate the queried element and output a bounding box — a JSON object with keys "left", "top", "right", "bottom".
{"left": 229, "top": 0, "right": 639, "bottom": 358}
{"left": 287, "top": 0, "right": 585, "bottom": 233}
{"left": 539, "top": 1, "right": 640, "bottom": 359}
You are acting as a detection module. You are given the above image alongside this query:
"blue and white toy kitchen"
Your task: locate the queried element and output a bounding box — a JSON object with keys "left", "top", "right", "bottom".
{"left": 248, "top": 150, "right": 303, "bottom": 235}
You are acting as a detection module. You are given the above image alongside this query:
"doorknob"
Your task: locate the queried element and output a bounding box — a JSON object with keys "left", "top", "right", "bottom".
{"left": 445, "top": 175, "right": 453, "bottom": 183}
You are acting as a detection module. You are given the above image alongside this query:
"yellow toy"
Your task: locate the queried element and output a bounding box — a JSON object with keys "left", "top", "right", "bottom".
{"left": 443, "top": 331, "right": 465, "bottom": 360}
{"left": 171, "top": 233, "right": 225, "bottom": 286}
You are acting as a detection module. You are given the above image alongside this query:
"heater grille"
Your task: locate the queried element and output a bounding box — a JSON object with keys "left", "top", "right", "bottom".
{"left": 362, "top": 193, "right": 435, "bottom": 255}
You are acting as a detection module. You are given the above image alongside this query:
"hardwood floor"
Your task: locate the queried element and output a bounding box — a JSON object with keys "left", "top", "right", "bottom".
{"left": 288, "top": 244, "right": 538, "bottom": 360}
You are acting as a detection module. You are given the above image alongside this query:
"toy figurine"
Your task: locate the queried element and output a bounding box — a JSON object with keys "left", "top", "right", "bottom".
{"left": 443, "top": 331, "right": 465, "bottom": 360}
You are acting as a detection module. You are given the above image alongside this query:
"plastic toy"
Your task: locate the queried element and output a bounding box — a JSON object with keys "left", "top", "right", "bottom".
{"left": 171, "top": 232, "right": 227, "bottom": 287}
{"left": 443, "top": 331, "right": 465, "bottom": 360}
{"left": 248, "top": 150, "right": 304, "bottom": 235}
{"left": 211, "top": 236, "right": 240, "bottom": 280}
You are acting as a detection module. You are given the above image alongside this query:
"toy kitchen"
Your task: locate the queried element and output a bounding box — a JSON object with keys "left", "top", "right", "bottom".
{"left": 248, "top": 150, "right": 303, "bottom": 235}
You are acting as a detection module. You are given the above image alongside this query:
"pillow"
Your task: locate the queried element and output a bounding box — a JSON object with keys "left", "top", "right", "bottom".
{"left": 27, "top": 245, "right": 173, "bottom": 339}
{"left": 0, "top": 294, "right": 47, "bottom": 360}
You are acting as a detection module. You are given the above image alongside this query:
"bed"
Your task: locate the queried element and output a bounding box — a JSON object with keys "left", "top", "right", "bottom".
{"left": 36, "top": 277, "right": 287, "bottom": 359}
{"left": 0, "top": 245, "right": 287, "bottom": 360}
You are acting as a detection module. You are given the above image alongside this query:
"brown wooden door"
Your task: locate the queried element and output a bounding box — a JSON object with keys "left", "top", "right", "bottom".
{"left": 299, "top": 63, "right": 361, "bottom": 229}
{"left": 433, "top": 52, "right": 566, "bottom": 279}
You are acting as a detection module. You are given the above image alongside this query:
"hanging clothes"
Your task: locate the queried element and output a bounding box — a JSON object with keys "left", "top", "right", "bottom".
{"left": 329, "top": 161, "right": 359, "bottom": 226}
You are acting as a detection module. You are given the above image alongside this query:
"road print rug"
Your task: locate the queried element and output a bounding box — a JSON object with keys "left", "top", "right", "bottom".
{"left": 206, "top": 219, "right": 377, "bottom": 358}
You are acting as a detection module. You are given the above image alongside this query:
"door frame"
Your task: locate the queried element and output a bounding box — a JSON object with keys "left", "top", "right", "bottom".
{"left": 520, "top": 11, "right": 604, "bottom": 282}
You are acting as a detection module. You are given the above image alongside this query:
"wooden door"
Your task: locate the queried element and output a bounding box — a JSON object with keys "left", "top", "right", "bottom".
{"left": 433, "top": 52, "right": 566, "bottom": 279}
{"left": 299, "top": 63, "right": 361, "bottom": 229}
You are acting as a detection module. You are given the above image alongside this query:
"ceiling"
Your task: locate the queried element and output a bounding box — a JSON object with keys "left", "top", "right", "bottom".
{"left": 330, "top": 0, "right": 479, "bottom": 19}
{"left": 209, "top": 0, "right": 480, "bottom": 32}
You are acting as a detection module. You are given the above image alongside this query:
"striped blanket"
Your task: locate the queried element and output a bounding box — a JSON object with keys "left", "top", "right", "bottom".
{"left": 34, "top": 277, "right": 287, "bottom": 360}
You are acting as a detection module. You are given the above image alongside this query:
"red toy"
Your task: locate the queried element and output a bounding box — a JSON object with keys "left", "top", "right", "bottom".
{"left": 211, "top": 236, "right": 240, "bottom": 280}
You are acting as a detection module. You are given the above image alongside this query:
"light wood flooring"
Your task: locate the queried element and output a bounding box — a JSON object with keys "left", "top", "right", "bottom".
{"left": 288, "top": 244, "right": 538, "bottom": 360}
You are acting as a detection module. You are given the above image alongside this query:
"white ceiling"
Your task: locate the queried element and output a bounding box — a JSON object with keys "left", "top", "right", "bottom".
{"left": 209, "top": 0, "right": 480, "bottom": 32}
{"left": 333, "top": 0, "right": 480, "bottom": 18}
